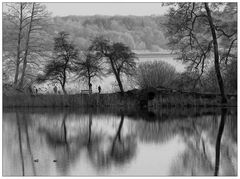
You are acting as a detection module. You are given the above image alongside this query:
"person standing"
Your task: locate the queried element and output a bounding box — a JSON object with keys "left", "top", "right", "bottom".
{"left": 98, "top": 85, "right": 101, "bottom": 94}
{"left": 53, "top": 85, "right": 58, "bottom": 94}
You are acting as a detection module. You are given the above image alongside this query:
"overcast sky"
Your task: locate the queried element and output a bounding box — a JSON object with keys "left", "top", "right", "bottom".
{"left": 43, "top": 3, "right": 169, "bottom": 16}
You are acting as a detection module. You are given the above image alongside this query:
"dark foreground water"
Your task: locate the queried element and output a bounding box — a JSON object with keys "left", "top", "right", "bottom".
{"left": 3, "top": 107, "right": 237, "bottom": 176}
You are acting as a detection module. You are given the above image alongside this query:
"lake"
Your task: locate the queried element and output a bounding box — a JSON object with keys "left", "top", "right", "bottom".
{"left": 3, "top": 107, "right": 237, "bottom": 176}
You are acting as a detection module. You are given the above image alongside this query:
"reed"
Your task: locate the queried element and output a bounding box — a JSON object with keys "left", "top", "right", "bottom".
{"left": 3, "top": 93, "right": 138, "bottom": 108}
{"left": 3, "top": 91, "right": 236, "bottom": 108}
{"left": 148, "top": 93, "right": 237, "bottom": 108}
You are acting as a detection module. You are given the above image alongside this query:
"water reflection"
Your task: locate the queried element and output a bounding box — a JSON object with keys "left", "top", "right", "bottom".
{"left": 3, "top": 107, "right": 237, "bottom": 176}
{"left": 16, "top": 112, "right": 25, "bottom": 176}
{"left": 214, "top": 108, "right": 226, "bottom": 176}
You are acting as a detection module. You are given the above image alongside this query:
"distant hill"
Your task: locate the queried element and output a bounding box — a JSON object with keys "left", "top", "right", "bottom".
{"left": 50, "top": 15, "right": 168, "bottom": 51}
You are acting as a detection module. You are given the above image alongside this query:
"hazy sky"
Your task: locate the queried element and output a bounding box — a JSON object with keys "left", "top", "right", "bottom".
{"left": 43, "top": 3, "right": 169, "bottom": 16}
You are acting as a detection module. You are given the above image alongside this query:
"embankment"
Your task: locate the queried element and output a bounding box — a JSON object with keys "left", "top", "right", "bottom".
{"left": 3, "top": 90, "right": 237, "bottom": 108}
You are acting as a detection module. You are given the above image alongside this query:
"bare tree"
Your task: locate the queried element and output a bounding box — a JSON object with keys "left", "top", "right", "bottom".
{"left": 19, "top": 3, "right": 50, "bottom": 89}
{"left": 3, "top": 2, "right": 51, "bottom": 89}
{"left": 3, "top": 3, "right": 29, "bottom": 86}
{"left": 37, "top": 32, "right": 78, "bottom": 94}
{"left": 164, "top": 3, "right": 237, "bottom": 103}
{"left": 89, "top": 37, "right": 137, "bottom": 95}
{"left": 74, "top": 51, "right": 105, "bottom": 91}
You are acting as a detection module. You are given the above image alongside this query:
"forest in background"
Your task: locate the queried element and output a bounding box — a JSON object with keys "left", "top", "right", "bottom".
{"left": 51, "top": 15, "right": 168, "bottom": 52}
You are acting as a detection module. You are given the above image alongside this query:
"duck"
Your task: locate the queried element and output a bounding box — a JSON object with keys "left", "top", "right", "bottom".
{"left": 34, "top": 159, "right": 39, "bottom": 162}
{"left": 53, "top": 160, "right": 57, "bottom": 162}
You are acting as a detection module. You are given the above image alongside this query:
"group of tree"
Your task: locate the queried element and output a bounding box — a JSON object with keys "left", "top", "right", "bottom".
{"left": 37, "top": 33, "right": 138, "bottom": 95}
{"left": 3, "top": 3, "right": 138, "bottom": 95}
{"left": 3, "top": 2, "right": 52, "bottom": 89}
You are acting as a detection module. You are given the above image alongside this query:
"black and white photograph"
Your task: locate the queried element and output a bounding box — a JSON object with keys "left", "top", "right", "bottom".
{"left": 2, "top": 1, "right": 238, "bottom": 176}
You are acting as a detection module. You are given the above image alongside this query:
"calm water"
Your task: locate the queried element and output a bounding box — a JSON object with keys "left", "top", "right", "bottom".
{"left": 3, "top": 107, "right": 237, "bottom": 176}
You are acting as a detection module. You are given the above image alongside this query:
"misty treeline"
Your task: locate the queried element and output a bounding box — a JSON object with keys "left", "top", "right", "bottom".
{"left": 52, "top": 15, "right": 168, "bottom": 51}
{"left": 2, "top": 2, "right": 237, "bottom": 100}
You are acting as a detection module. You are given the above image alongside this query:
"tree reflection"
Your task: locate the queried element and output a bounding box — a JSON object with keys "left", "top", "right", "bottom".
{"left": 38, "top": 113, "right": 74, "bottom": 175}
{"left": 214, "top": 108, "right": 227, "bottom": 176}
{"left": 13, "top": 112, "right": 37, "bottom": 176}
{"left": 16, "top": 112, "right": 25, "bottom": 176}
{"left": 87, "top": 112, "right": 137, "bottom": 170}
{"left": 169, "top": 107, "right": 237, "bottom": 176}
{"left": 3, "top": 107, "right": 236, "bottom": 176}
{"left": 23, "top": 113, "right": 36, "bottom": 175}
{"left": 88, "top": 113, "right": 92, "bottom": 146}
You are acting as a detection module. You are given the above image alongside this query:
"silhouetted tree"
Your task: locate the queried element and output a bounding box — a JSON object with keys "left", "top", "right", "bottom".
{"left": 89, "top": 37, "right": 137, "bottom": 95}
{"left": 74, "top": 51, "right": 105, "bottom": 91}
{"left": 37, "top": 32, "right": 78, "bottom": 94}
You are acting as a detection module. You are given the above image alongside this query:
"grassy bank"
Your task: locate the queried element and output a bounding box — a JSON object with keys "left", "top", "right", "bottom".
{"left": 3, "top": 93, "right": 137, "bottom": 108}
{"left": 3, "top": 91, "right": 237, "bottom": 108}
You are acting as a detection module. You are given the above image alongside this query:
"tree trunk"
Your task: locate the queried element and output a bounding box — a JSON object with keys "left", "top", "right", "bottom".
{"left": 205, "top": 3, "right": 227, "bottom": 104}
{"left": 62, "top": 68, "right": 67, "bottom": 95}
{"left": 14, "top": 61, "right": 20, "bottom": 86}
{"left": 116, "top": 74, "right": 124, "bottom": 96}
{"left": 62, "top": 73, "right": 67, "bottom": 95}
{"left": 19, "top": 3, "right": 35, "bottom": 89}
{"left": 88, "top": 75, "right": 92, "bottom": 91}
{"left": 109, "top": 58, "right": 124, "bottom": 96}
{"left": 61, "top": 83, "right": 67, "bottom": 95}
{"left": 14, "top": 3, "right": 23, "bottom": 86}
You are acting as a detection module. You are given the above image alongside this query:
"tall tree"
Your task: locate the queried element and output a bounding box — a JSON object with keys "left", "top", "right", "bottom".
{"left": 19, "top": 2, "right": 50, "bottom": 89}
{"left": 74, "top": 51, "right": 105, "bottom": 91}
{"left": 37, "top": 32, "right": 78, "bottom": 94}
{"left": 163, "top": 3, "right": 237, "bottom": 103}
{"left": 3, "top": 3, "right": 29, "bottom": 86}
{"left": 89, "top": 37, "right": 137, "bottom": 95}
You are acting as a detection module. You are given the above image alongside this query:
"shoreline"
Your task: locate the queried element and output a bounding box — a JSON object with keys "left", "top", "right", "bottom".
{"left": 3, "top": 92, "right": 237, "bottom": 108}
